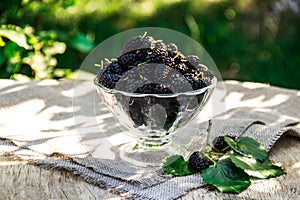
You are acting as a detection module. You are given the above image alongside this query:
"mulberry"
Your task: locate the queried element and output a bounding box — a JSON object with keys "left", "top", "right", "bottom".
{"left": 167, "top": 43, "right": 178, "bottom": 52}
{"left": 118, "top": 52, "right": 137, "bottom": 67}
{"left": 135, "top": 83, "right": 173, "bottom": 94}
{"left": 188, "top": 151, "right": 211, "bottom": 172}
{"left": 121, "top": 35, "right": 155, "bottom": 55}
{"left": 212, "top": 135, "right": 238, "bottom": 151}
{"left": 187, "top": 55, "right": 200, "bottom": 68}
{"left": 155, "top": 41, "right": 167, "bottom": 50}
{"left": 97, "top": 71, "right": 121, "bottom": 89}
{"left": 128, "top": 84, "right": 180, "bottom": 129}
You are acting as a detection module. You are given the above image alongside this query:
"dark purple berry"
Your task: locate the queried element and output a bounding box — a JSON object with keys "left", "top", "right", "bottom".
{"left": 145, "top": 49, "right": 164, "bottom": 63}
{"left": 167, "top": 43, "right": 178, "bottom": 52}
{"left": 118, "top": 52, "right": 137, "bottom": 66}
{"left": 125, "top": 83, "right": 180, "bottom": 129}
{"left": 135, "top": 83, "right": 173, "bottom": 94}
{"left": 188, "top": 151, "right": 211, "bottom": 172}
{"left": 121, "top": 35, "right": 155, "bottom": 55}
{"left": 192, "top": 79, "right": 207, "bottom": 90}
{"left": 212, "top": 135, "right": 238, "bottom": 151}
{"left": 106, "top": 62, "right": 123, "bottom": 75}
{"left": 187, "top": 55, "right": 200, "bottom": 68}
{"left": 174, "top": 63, "right": 190, "bottom": 74}
{"left": 98, "top": 71, "right": 121, "bottom": 89}
{"left": 155, "top": 41, "right": 167, "bottom": 50}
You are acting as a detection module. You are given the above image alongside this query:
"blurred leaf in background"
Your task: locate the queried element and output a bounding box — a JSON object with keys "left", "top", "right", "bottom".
{"left": 0, "top": 24, "right": 67, "bottom": 79}
{"left": 0, "top": 0, "right": 299, "bottom": 89}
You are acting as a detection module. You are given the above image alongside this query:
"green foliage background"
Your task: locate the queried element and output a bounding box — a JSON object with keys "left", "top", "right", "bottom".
{"left": 0, "top": 0, "right": 299, "bottom": 89}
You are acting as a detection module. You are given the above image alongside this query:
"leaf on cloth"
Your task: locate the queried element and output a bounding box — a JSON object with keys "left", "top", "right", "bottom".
{"left": 230, "top": 154, "right": 285, "bottom": 179}
{"left": 162, "top": 155, "right": 195, "bottom": 176}
{"left": 161, "top": 135, "right": 286, "bottom": 194}
{"left": 225, "top": 136, "right": 267, "bottom": 161}
{"left": 201, "top": 160, "right": 251, "bottom": 193}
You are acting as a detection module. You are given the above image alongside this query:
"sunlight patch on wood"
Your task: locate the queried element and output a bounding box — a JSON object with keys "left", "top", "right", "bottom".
{"left": 242, "top": 81, "right": 269, "bottom": 89}
{"left": 292, "top": 161, "right": 300, "bottom": 171}
{"left": 1, "top": 84, "right": 28, "bottom": 94}
{"left": 0, "top": 161, "right": 27, "bottom": 166}
{"left": 250, "top": 179, "right": 282, "bottom": 193}
{"left": 82, "top": 138, "right": 115, "bottom": 159}
{"left": 107, "top": 132, "right": 133, "bottom": 146}
{"left": 36, "top": 80, "right": 60, "bottom": 86}
{"left": 225, "top": 92, "right": 289, "bottom": 109}
{"left": 62, "top": 81, "right": 94, "bottom": 97}
{"left": 47, "top": 135, "right": 88, "bottom": 156}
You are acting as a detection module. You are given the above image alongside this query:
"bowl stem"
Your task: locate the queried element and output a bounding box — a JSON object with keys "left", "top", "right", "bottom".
{"left": 119, "top": 133, "right": 187, "bottom": 167}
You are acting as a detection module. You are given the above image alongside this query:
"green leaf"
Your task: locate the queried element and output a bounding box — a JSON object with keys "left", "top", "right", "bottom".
{"left": 3, "top": 42, "right": 21, "bottom": 59}
{"left": 0, "top": 24, "right": 31, "bottom": 49}
{"left": 68, "top": 33, "right": 94, "bottom": 53}
{"left": 38, "top": 31, "right": 57, "bottom": 42}
{"left": 6, "top": 62, "right": 20, "bottom": 73}
{"left": 0, "top": 50, "right": 6, "bottom": 66}
{"left": 225, "top": 136, "right": 267, "bottom": 161}
{"left": 230, "top": 154, "right": 285, "bottom": 179}
{"left": 62, "top": 0, "right": 76, "bottom": 8}
{"left": 43, "top": 41, "right": 66, "bottom": 55}
{"left": 201, "top": 160, "right": 251, "bottom": 193}
{"left": 162, "top": 155, "right": 195, "bottom": 176}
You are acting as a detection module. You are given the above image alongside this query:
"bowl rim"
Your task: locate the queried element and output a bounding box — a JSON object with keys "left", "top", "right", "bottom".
{"left": 94, "top": 76, "right": 217, "bottom": 98}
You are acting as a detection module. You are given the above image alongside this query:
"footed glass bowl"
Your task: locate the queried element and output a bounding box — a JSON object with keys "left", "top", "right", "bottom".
{"left": 94, "top": 76, "right": 217, "bottom": 167}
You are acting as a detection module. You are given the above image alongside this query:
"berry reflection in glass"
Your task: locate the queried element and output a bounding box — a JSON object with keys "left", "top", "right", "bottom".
{"left": 94, "top": 35, "right": 216, "bottom": 167}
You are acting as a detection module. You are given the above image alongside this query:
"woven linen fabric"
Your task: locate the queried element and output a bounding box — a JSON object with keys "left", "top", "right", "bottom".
{"left": 0, "top": 80, "right": 299, "bottom": 200}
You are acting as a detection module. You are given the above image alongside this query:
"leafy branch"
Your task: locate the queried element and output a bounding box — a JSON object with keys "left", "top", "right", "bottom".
{"left": 162, "top": 135, "right": 285, "bottom": 194}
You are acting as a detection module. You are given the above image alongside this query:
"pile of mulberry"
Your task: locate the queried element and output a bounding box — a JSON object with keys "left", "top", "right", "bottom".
{"left": 96, "top": 33, "right": 215, "bottom": 129}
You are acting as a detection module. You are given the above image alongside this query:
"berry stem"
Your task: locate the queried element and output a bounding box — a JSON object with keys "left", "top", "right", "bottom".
{"left": 137, "top": 62, "right": 147, "bottom": 66}
{"left": 101, "top": 60, "right": 103, "bottom": 69}
{"left": 221, "top": 146, "right": 230, "bottom": 152}
{"left": 209, "top": 151, "right": 226, "bottom": 156}
{"left": 173, "top": 54, "right": 179, "bottom": 59}
{"left": 203, "top": 153, "right": 216, "bottom": 165}
{"left": 140, "top": 32, "right": 147, "bottom": 40}
{"left": 195, "top": 72, "right": 204, "bottom": 80}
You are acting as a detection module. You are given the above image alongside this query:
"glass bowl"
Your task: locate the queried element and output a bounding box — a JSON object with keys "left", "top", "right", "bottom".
{"left": 94, "top": 75, "right": 217, "bottom": 167}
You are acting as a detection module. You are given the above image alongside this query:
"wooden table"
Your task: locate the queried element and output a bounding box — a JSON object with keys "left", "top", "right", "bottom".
{"left": 1, "top": 135, "right": 299, "bottom": 199}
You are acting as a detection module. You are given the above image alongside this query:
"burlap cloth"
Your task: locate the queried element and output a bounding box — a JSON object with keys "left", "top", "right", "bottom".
{"left": 0, "top": 79, "right": 299, "bottom": 199}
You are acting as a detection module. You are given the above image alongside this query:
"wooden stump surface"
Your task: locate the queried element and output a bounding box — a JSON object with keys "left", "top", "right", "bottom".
{"left": 1, "top": 135, "right": 299, "bottom": 200}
